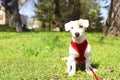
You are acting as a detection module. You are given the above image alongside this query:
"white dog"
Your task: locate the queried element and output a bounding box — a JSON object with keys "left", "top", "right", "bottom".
{"left": 62, "top": 19, "right": 97, "bottom": 76}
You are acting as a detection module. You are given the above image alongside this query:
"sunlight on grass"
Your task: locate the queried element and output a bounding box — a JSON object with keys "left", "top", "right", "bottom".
{"left": 0, "top": 32, "right": 120, "bottom": 79}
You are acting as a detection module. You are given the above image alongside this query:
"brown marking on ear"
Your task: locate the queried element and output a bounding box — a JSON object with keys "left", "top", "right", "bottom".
{"left": 77, "top": 22, "right": 83, "bottom": 28}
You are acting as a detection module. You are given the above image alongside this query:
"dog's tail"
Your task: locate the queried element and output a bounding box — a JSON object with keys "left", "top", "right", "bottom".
{"left": 61, "top": 57, "right": 69, "bottom": 60}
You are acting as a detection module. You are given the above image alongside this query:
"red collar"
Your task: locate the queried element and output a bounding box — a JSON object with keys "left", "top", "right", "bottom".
{"left": 71, "top": 40, "right": 88, "bottom": 63}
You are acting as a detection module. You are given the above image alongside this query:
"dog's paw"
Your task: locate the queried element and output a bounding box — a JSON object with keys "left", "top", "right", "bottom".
{"left": 68, "top": 72, "right": 75, "bottom": 76}
{"left": 86, "top": 69, "right": 92, "bottom": 74}
{"left": 86, "top": 68, "right": 97, "bottom": 75}
{"left": 93, "top": 68, "right": 97, "bottom": 72}
{"left": 64, "top": 71, "right": 74, "bottom": 76}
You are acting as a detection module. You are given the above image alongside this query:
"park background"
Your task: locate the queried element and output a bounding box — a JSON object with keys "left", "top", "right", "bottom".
{"left": 0, "top": 0, "right": 120, "bottom": 80}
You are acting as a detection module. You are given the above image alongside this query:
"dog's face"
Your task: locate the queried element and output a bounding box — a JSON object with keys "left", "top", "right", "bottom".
{"left": 65, "top": 19, "right": 89, "bottom": 38}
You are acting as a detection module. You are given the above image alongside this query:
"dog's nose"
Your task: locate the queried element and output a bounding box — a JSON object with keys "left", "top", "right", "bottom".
{"left": 75, "top": 32, "right": 80, "bottom": 37}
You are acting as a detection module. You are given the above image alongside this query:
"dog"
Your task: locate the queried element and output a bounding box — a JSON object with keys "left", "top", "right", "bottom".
{"left": 62, "top": 19, "right": 97, "bottom": 76}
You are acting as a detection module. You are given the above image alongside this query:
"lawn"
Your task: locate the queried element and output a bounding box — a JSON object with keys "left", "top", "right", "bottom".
{"left": 0, "top": 31, "right": 120, "bottom": 80}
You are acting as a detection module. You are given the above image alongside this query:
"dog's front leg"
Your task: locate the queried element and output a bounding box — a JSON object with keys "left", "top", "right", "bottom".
{"left": 85, "top": 56, "right": 97, "bottom": 74}
{"left": 66, "top": 60, "right": 71, "bottom": 74}
{"left": 85, "top": 55, "right": 92, "bottom": 74}
{"left": 68, "top": 56, "right": 76, "bottom": 76}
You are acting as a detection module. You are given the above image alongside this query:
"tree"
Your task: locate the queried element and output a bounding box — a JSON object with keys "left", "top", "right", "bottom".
{"left": 104, "top": 0, "right": 120, "bottom": 37}
{"left": 2, "top": 0, "right": 37, "bottom": 32}
{"left": 36, "top": 0, "right": 102, "bottom": 31}
{"left": 54, "top": 0, "right": 60, "bottom": 18}
{"left": 36, "top": 0, "right": 55, "bottom": 30}
{"left": 4, "top": 0, "right": 23, "bottom": 32}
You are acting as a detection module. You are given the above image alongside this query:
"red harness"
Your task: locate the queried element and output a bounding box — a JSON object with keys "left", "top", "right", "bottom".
{"left": 71, "top": 40, "right": 88, "bottom": 63}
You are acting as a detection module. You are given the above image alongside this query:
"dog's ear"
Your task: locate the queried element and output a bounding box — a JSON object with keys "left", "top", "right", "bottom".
{"left": 65, "top": 22, "right": 71, "bottom": 31}
{"left": 79, "top": 19, "right": 89, "bottom": 28}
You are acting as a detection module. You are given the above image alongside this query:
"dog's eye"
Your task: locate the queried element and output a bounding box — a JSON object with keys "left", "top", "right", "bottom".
{"left": 79, "top": 26, "right": 83, "bottom": 28}
{"left": 71, "top": 27, "right": 73, "bottom": 29}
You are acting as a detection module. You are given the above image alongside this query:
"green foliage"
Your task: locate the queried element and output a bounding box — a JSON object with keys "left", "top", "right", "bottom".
{"left": 0, "top": 32, "right": 120, "bottom": 79}
{"left": 36, "top": 0, "right": 104, "bottom": 31}
{"left": 36, "top": 0, "right": 56, "bottom": 30}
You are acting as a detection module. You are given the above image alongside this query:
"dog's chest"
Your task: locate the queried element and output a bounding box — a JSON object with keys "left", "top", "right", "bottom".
{"left": 71, "top": 40, "right": 88, "bottom": 63}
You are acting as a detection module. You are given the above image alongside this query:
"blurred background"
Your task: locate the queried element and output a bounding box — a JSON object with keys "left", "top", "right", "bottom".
{"left": 0, "top": 0, "right": 119, "bottom": 37}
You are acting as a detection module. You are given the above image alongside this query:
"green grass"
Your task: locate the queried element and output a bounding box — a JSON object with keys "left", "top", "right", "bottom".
{"left": 0, "top": 31, "right": 120, "bottom": 80}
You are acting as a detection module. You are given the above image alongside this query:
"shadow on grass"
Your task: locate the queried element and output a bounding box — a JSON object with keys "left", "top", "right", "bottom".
{"left": 0, "top": 25, "right": 16, "bottom": 32}
{"left": 0, "top": 25, "right": 62, "bottom": 33}
{"left": 0, "top": 25, "right": 30, "bottom": 32}
{"left": 76, "top": 62, "right": 99, "bottom": 72}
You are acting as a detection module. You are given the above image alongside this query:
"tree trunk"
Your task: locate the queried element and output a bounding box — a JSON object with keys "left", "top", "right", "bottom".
{"left": 5, "top": 0, "right": 23, "bottom": 32}
{"left": 66, "top": 0, "right": 81, "bottom": 21}
{"left": 103, "top": 0, "right": 120, "bottom": 37}
{"left": 54, "top": 0, "right": 60, "bottom": 18}
{"left": 14, "top": 0, "right": 23, "bottom": 32}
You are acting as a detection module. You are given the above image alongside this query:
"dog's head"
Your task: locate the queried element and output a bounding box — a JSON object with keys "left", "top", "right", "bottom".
{"left": 65, "top": 19, "right": 89, "bottom": 39}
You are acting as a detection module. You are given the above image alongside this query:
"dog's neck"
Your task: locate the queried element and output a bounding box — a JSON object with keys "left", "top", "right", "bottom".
{"left": 72, "top": 35, "right": 86, "bottom": 44}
